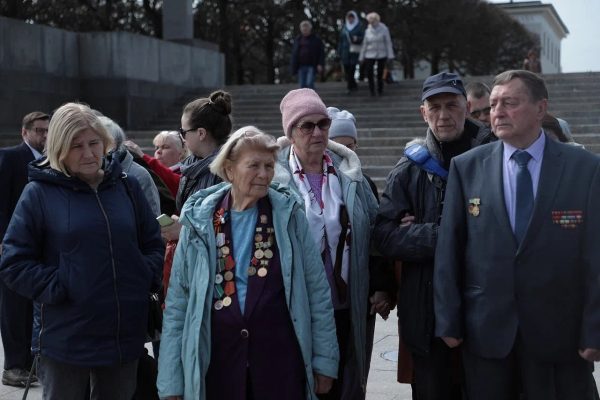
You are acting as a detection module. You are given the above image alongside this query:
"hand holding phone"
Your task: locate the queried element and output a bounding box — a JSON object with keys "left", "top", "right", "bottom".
{"left": 156, "top": 214, "right": 175, "bottom": 227}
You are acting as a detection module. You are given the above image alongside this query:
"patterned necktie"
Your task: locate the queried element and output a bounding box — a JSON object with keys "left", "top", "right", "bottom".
{"left": 512, "top": 150, "right": 533, "bottom": 245}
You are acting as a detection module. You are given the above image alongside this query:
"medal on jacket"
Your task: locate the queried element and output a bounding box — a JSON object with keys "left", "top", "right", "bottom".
{"left": 251, "top": 222, "right": 274, "bottom": 278}
{"left": 468, "top": 198, "right": 481, "bottom": 217}
{"left": 213, "top": 205, "right": 234, "bottom": 310}
{"left": 212, "top": 193, "right": 276, "bottom": 311}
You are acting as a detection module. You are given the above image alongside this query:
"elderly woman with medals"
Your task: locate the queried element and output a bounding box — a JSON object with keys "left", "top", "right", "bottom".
{"left": 274, "top": 88, "right": 379, "bottom": 400}
{"left": 157, "top": 126, "right": 339, "bottom": 400}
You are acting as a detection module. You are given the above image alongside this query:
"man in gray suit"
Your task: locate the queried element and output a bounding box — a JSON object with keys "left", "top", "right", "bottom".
{"left": 434, "top": 69, "right": 600, "bottom": 400}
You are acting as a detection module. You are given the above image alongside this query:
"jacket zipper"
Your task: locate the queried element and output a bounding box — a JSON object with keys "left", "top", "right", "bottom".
{"left": 94, "top": 190, "right": 123, "bottom": 364}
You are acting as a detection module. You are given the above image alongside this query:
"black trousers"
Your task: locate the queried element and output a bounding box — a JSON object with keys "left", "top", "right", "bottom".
{"left": 0, "top": 280, "right": 33, "bottom": 370}
{"left": 317, "top": 309, "right": 351, "bottom": 400}
{"left": 343, "top": 63, "right": 358, "bottom": 91}
{"left": 462, "top": 339, "right": 599, "bottom": 400}
{"left": 411, "top": 338, "right": 464, "bottom": 400}
{"left": 364, "top": 58, "right": 386, "bottom": 95}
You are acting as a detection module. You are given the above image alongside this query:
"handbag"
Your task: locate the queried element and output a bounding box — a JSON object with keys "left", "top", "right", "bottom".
{"left": 345, "top": 30, "right": 362, "bottom": 53}
{"left": 350, "top": 43, "right": 362, "bottom": 53}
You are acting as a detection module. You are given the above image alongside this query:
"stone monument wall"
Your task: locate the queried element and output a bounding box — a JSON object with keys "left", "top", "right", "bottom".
{"left": 0, "top": 16, "right": 224, "bottom": 130}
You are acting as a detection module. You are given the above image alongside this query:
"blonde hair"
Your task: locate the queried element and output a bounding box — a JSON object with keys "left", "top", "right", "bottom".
{"left": 153, "top": 130, "right": 188, "bottom": 159}
{"left": 210, "top": 126, "right": 279, "bottom": 182}
{"left": 45, "top": 103, "right": 113, "bottom": 176}
{"left": 366, "top": 12, "right": 380, "bottom": 24}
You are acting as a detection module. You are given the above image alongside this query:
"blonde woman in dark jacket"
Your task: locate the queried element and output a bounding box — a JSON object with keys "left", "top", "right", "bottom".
{"left": 0, "top": 103, "right": 164, "bottom": 399}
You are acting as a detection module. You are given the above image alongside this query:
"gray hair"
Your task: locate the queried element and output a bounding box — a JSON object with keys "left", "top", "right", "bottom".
{"left": 492, "top": 70, "right": 548, "bottom": 102}
{"left": 210, "top": 126, "right": 279, "bottom": 182}
{"left": 98, "top": 116, "right": 126, "bottom": 150}
{"left": 366, "top": 12, "right": 380, "bottom": 24}
{"left": 465, "top": 81, "right": 491, "bottom": 99}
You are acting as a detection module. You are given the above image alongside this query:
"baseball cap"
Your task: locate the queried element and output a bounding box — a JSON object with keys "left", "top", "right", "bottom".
{"left": 421, "top": 72, "right": 466, "bottom": 102}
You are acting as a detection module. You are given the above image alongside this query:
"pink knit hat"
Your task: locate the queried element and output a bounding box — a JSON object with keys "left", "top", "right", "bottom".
{"left": 280, "top": 88, "right": 328, "bottom": 138}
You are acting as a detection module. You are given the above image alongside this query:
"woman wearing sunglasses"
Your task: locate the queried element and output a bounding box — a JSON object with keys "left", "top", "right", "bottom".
{"left": 274, "top": 88, "right": 378, "bottom": 400}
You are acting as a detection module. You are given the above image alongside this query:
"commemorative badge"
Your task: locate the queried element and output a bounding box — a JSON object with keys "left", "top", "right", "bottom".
{"left": 468, "top": 198, "right": 481, "bottom": 217}
{"left": 551, "top": 210, "right": 583, "bottom": 229}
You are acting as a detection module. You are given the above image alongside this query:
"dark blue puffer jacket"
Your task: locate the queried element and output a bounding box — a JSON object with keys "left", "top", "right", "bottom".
{"left": 0, "top": 156, "right": 164, "bottom": 366}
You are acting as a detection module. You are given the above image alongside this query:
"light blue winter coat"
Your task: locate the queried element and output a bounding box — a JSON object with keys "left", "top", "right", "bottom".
{"left": 157, "top": 182, "right": 339, "bottom": 400}
{"left": 273, "top": 138, "right": 378, "bottom": 397}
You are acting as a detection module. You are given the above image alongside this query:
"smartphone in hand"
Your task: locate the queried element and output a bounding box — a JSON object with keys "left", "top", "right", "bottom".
{"left": 156, "top": 214, "right": 175, "bottom": 227}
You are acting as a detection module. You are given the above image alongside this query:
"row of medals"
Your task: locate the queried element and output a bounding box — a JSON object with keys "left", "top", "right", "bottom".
{"left": 214, "top": 215, "right": 275, "bottom": 311}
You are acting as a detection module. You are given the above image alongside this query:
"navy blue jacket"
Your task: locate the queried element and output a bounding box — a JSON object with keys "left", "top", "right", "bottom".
{"left": 290, "top": 34, "right": 325, "bottom": 74}
{"left": 338, "top": 23, "right": 365, "bottom": 66}
{"left": 0, "top": 156, "right": 164, "bottom": 366}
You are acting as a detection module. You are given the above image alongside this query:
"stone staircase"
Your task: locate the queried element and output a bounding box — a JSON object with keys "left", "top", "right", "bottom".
{"left": 2, "top": 72, "right": 599, "bottom": 191}
{"left": 223, "top": 73, "right": 600, "bottom": 190}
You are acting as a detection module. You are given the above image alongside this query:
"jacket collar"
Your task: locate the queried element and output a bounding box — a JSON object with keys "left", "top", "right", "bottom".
{"left": 179, "top": 181, "right": 300, "bottom": 238}
{"left": 28, "top": 153, "right": 123, "bottom": 191}
{"left": 275, "top": 136, "right": 363, "bottom": 185}
{"left": 113, "top": 147, "right": 133, "bottom": 172}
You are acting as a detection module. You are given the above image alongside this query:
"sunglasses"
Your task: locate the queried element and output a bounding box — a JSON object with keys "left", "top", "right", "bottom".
{"left": 296, "top": 118, "right": 332, "bottom": 135}
{"left": 470, "top": 106, "right": 491, "bottom": 119}
{"left": 178, "top": 127, "right": 196, "bottom": 137}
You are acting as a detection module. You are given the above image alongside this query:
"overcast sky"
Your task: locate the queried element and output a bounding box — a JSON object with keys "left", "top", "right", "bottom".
{"left": 488, "top": 0, "right": 600, "bottom": 72}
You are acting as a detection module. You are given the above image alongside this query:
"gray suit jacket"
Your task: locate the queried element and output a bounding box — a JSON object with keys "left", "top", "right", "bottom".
{"left": 434, "top": 136, "right": 600, "bottom": 362}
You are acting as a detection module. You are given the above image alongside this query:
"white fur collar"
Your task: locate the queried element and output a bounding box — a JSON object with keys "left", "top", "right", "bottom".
{"left": 275, "top": 136, "right": 363, "bottom": 182}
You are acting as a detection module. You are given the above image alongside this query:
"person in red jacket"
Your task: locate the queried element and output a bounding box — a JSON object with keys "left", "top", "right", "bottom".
{"left": 125, "top": 131, "right": 187, "bottom": 197}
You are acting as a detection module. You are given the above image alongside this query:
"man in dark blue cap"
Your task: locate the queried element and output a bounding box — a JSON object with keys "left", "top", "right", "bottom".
{"left": 373, "top": 72, "right": 493, "bottom": 400}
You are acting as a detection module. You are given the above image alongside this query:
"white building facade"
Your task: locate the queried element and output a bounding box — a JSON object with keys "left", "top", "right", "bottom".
{"left": 496, "top": 1, "right": 569, "bottom": 73}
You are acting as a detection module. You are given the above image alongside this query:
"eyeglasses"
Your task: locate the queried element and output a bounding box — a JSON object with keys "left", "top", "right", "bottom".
{"left": 470, "top": 106, "right": 491, "bottom": 119}
{"left": 178, "top": 127, "right": 196, "bottom": 137}
{"left": 33, "top": 127, "right": 48, "bottom": 135}
{"left": 296, "top": 118, "right": 332, "bottom": 135}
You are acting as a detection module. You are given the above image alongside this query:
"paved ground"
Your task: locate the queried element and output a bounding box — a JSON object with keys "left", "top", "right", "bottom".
{"left": 364, "top": 314, "right": 413, "bottom": 400}
{"left": 1, "top": 313, "right": 598, "bottom": 399}
{"left": 0, "top": 314, "right": 411, "bottom": 400}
